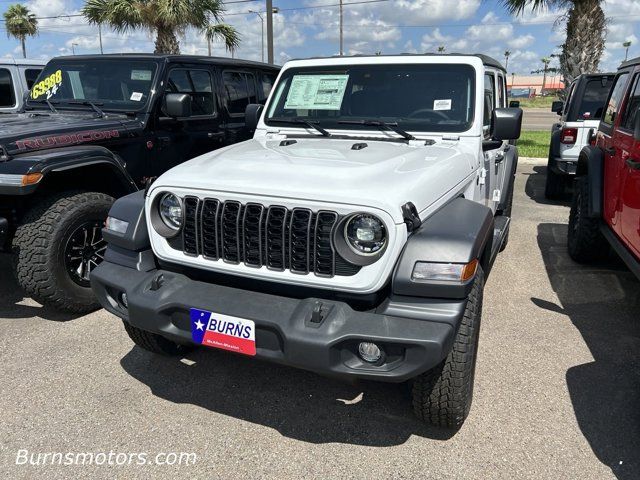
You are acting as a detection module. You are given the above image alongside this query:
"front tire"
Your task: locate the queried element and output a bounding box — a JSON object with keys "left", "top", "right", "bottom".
{"left": 567, "top": 177, "right": 607, "bottom": 263}
{"left": 12, "top": 191, "right": 114, "bottom": 313}
{"left": 123, "top": 322, "right": 193, "bottom": 356}
{"left": 411, "top": 266, "right": 484, "bottom": 428}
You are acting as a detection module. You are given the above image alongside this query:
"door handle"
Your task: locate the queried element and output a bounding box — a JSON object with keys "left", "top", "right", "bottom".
{"left": 625, "top": 157, "right": 640, "bottom": 170}
{"left": 604, "top": 146, "right": 616, "bottom": 155}
{"left": 208, "top": 132, "right": 225, "bottom": 140}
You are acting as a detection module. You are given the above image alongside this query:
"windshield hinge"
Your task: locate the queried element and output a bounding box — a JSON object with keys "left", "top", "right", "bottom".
{"left": 401, "top": 202, "right": 422, "bottom": 232}
{"left": 441, "top": 135, "right": 460, "bottom": 142}
{"left": 0, "top": 146, "right": 11, "bottom": 162}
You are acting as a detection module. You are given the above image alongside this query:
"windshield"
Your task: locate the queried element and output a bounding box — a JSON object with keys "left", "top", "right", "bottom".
{"left": 26, "top": 59, "right": 158, "bottom": 111}
{"left": 265, "top": 64, "right": 476, "bottom": 134}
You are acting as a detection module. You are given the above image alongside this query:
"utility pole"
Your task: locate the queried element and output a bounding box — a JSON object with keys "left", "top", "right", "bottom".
{"left": 71, "top": 43, "right": 78, "bottom": 55}
{"left": 266, "top": 0, "right": 274, "bottom": 64}
{"left": 98, "top": 24, "right": 103, "bottom": 54}
{"left": 339, "top": 0, "right": 344, "bottom": 56}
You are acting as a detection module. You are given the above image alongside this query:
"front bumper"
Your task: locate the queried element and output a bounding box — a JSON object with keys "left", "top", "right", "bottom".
{"left": 91, "top": 258, "right": 467, "bottom": 382}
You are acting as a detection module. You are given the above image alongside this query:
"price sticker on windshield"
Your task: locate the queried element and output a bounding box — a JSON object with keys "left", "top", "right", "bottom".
{"left": 30, "top": 70, "right": 63, "bottom": 100}
{"left": 284, "top": 74, "right": 349, "bottom": 110}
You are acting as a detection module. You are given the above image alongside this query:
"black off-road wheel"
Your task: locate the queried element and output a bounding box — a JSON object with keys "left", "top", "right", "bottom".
{"left": 123, "top": 322, "right": 193, "bottom": 356}
{"left": 411, "top": 266, "right": 484, "bottom": 428}
{"left": 568, "top": 176, "right": 608, "bottom": 263}
{"left": 544, "top": 164, "right": 566, "bottom": 200}
{"left": 12, "top": 191, "right": 114, "bottom": 313}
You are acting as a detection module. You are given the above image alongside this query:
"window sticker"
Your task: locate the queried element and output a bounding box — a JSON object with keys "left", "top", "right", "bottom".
{"left": 131, "top": 70, "right": 152, "bottom": 81}
{"left": 30, "top": 70, "right": 63, "bottom": 100}
{"left": 433, "top": 99, "right": 452, "bottom": 111}
{"left": 284, "top": 74, "right": 349, "bottom": 110}
{"left": 130, "top": 92, "right": 143, "bottom": 101}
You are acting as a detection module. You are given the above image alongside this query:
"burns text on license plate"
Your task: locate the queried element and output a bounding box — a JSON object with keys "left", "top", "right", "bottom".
{"left": 190, "top": 308, "right": 256, "bottom": 356}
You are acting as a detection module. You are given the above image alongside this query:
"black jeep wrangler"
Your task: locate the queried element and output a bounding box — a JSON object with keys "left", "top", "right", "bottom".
{"left": 0, "top": 54, "right": 279, "bottom": 313}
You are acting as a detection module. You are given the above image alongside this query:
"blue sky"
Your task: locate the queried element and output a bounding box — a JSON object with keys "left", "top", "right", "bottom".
{"left": 1, "top": 0, "right": 639, "bottom": 75}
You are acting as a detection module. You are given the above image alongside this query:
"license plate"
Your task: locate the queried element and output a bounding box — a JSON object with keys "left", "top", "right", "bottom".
{"left": 190, "top": 308, "right": 256, "bottom": 356}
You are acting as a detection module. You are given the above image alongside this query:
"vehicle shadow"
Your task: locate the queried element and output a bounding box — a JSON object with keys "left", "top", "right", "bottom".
{"left": 119, "top": 346, "right": 457, "bottom": 446}
{"left": 523, "top": 165, "right": 572, "bottom": 206}
{"left": 0, "top": 253, "right": 79, "bottom": 321}
{"left": 534, "top": 222, "right": 640, "bottom": 480}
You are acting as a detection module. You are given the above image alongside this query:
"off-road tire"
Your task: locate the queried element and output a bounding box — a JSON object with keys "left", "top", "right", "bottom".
{"left": 568, "top": 176, "right": 608, "bottom": 263}
{"left": 412, "top": 266, "right": 484, "bottom": 428}
{"left": 12, "top": 191, "right": 114, "bottom": 313}
{"left": 123, "top": 322, "right": 193, "bottom": 356}
{"left": 544, "top": 164, "right": 566, "bottom": 200}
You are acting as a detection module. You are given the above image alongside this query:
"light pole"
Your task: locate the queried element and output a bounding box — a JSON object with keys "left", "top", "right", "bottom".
{"left": 98, "top": 24, "right": 103, "bottom": 54}
{"left": 266, "top": 0, "right": 274, "bottom": 64}
{"left": 623, "top": 41, "right": 632, "bottom": 61}
{"left": 339, "top": 0, "right": 343, "bottom": 56}
{"left": 249, "top": 10, "right": 265, "bottom": 63}
{"left": 71, "top": 43, "right": 79, "bottom": 55}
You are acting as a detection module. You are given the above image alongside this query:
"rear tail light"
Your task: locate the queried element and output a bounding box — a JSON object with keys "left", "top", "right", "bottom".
{"left": 561, "top": 127, "right": 578, "bottom": 144}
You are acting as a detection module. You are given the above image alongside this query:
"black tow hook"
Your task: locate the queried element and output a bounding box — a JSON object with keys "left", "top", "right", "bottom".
{"left": 149, "top": 273, "right": 164, "bottom": 291}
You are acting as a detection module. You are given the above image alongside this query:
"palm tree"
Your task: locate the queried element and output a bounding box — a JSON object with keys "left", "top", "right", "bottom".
{"left": 82, "top": 0, "right": 240, "bottom": 55}
{"left": 504, "top": 50, "right": 511, "bottom": 70}
{"left": 437, "top": 45, "right": 446, "bottom": 53}
{"left": 3, "top": 4, "right": 38, "bottom": 59}
{"left": 501, "top": 0, "right": 606, "bottom": 86}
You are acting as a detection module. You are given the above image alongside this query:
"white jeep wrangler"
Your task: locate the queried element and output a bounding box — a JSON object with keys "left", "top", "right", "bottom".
{"left": 91, "top": 54, "right": 522, "bottom": 428}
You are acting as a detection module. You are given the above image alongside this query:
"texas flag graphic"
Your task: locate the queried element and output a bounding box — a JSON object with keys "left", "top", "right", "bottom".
{"left": 190, "top": 308, "right": 256, "bottom": 356}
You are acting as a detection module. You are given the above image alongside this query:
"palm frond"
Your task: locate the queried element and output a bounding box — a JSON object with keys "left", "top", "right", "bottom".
{"left": 204, "top": 23, "right": 240, "bottom": 52}
{"left": 82, "top": 0, "right": 144, "bottom": 33}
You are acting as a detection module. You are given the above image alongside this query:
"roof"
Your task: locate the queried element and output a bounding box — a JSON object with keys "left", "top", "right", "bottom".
{"left": 289, "top": 53, "right": 506, "bottom": 71}
{"left": 49, "top": 53, "right": 279, "bottom": 70}
{"left": 0, "top": 58, "right": 47, "bottom": 67}
{"left": 620, "top": 56, "right": 640, "bottom": 69}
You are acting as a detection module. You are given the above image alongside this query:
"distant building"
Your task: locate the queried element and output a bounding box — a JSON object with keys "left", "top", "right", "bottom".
{"left": 507, "top": 75, "right": 564, "bottom": 96}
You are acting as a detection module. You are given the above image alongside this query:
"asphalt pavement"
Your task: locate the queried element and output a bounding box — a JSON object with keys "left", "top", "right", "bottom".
{"left": 521, "top": 108, "right": 559, "bottom": 131}
{"left": 1, "top": 160, "right": 639, "bottom": 479}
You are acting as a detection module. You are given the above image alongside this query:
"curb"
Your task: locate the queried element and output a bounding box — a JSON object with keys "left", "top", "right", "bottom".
{"left": 519, "top": 157, "right": 547, "bottom": 165}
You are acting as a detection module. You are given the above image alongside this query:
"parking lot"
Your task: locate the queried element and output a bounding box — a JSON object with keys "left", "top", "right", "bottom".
{"left": 0, "top": 159, "right": 638, "bottom": 480}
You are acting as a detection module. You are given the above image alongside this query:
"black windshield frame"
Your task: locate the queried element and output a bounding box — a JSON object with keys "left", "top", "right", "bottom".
{"left": 265, "top": 63, "right": 476, "bottom": 134}
{"left": 25, "top": 58, "right": 161, "bottom": 113}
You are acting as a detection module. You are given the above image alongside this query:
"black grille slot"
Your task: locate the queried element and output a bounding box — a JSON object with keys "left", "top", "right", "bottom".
{"left": 178, "top": 199, "right": 359, "bottom": 277}
{"left": 314, "top": 211, "right": 338, "bottom": 277}
{"left": 243, "top": 203, "right": 264, "bottom": 267}
{"left": 221, "top": 201, "right": 241, "bottom": 263}
{"left": 183, "top": 197, "right": 200, "bottom": 256}
{"left": 201, "top": 199, "right": 220, "bottom": 259}
{"left": 289, "top": 208, "right": 312, "bottom": 274}
{"left": 266, "top": 206, "right": 287, "bottom": 270}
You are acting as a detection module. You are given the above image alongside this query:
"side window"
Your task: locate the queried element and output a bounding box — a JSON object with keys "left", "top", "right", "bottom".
{"left": 259, "top": 73, "right": 276, "bottom": 103}
{"left": 24, "top": 68, "right": 41, "bottom": 89}
{"left": 0, "top": 68, "right": 16, "bottom": 107}
{"left": 497, "top": 74, "right": 505, "bottom": 108}
{"left": 167, "top": 68, "right": 215, "bottom": 116}
{"left": 223, "top": 71, "right": 257, "bottom": 115}
{"left": 619, "top": 74, "right": 640, "bottom": 132}
{"left": 603, "top": 72, "right": 629, "bottom": 125}
{"left": 483, "top": 73, "right": 496, "bottom": 128}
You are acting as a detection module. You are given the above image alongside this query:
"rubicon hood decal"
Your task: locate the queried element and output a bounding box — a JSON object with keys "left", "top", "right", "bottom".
{"left": 15, "top": 129, "right": 121, "bottom": 151}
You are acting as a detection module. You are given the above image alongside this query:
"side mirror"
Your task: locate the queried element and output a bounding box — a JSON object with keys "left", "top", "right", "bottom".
{"left": 491, "top": 107, "right": 523, "bottom": 141}
{"left": 245, "top": 103, "right": 264, "bottom": 131}
{"left": 551, "top": 100, "right": 564, "bottom": 115}
{"left": 509, "top": 100, "right": 520, "bottom": 108}
{"left": 164, "top": 93, "right": 191, "bottom": 118}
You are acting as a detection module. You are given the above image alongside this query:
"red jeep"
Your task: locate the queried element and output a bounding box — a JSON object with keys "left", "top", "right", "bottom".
{"left": 568, "top": 56, "right": 640, "bottom": 279}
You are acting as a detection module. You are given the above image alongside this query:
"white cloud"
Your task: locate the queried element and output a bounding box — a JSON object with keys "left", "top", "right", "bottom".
{"left": 508, "top": 34, "right": 535, "bottom": 49}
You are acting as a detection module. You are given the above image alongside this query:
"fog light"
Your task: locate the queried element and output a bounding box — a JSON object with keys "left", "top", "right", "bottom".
{"left": 358, "top": 342, "right": 382, "bottom": 363}
{"left": 120, "top": 292, "right": 128, "bottom": 308}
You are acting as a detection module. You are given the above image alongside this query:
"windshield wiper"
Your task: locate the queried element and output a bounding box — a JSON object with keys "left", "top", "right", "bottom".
{"left": 269, "top": 117, "right": 331, "bottom": 137}
{"left": 27, "top": 99, "right": 59, "bottom": 114}
{"left": 65, "top": 100, "right": 105, "bottom": 118}
{"left": 338, "top": 119, "right": 416, "bottom": 140}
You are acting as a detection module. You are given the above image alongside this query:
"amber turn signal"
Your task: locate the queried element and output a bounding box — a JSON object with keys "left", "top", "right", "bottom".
{"left": 22, "top": 173, "right": 43, "bottom": 186}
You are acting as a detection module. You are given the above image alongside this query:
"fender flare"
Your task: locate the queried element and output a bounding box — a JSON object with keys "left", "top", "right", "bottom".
{"left": 16, "top": 145, "right": 137, "bottom": 194}
{"left": 391, "top": 197, "right": 494, "bottom": 299}
{"left": 548, "top": 127, "right": 562, "bottom": 162}
{"left": 576, "top": 145, "right": 604, "bottom": 217}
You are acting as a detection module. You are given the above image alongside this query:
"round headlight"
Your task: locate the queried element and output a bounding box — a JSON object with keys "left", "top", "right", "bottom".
{"left": 344, "top": 213, "right": 387, "bottom": 255}
{"left": 158, "top": 193, "right": 183, "bottom": 230}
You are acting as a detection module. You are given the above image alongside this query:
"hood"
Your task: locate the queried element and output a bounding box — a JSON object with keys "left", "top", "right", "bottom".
{"left": 0, "top": 111, "right": 137, "bottom": 155}
{"left": 153, "top": 137, "right": 478, "bottom": 223}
